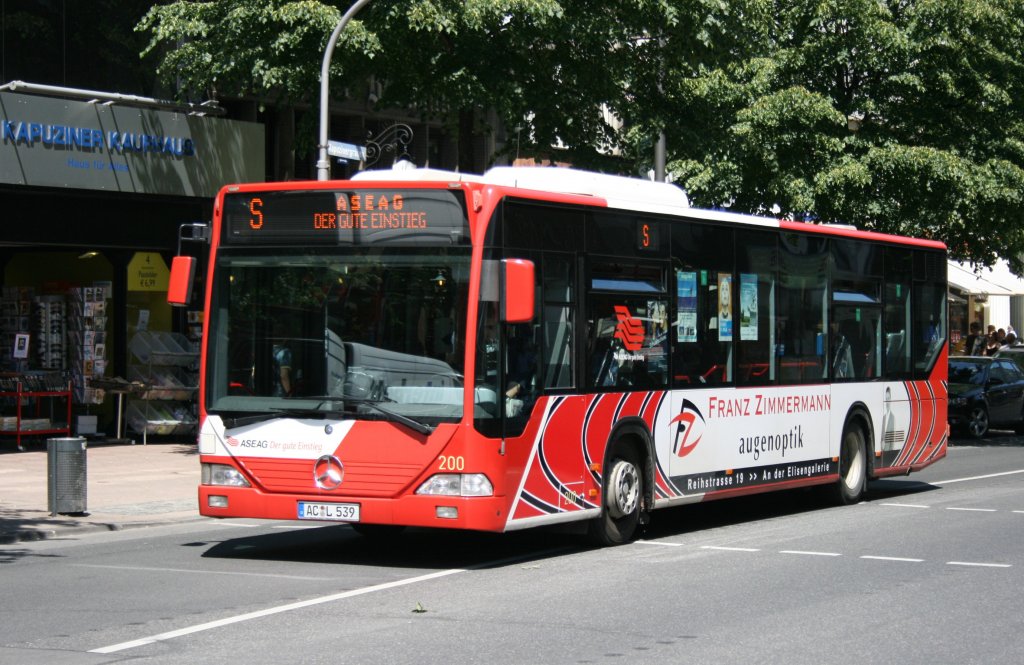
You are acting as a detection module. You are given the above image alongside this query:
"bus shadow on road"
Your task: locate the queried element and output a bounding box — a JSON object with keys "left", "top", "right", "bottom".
{"left": 195, "top": 480, "right": 942, "bottom": 567}
{"left": 640, "top": 479, "right": 941, "bottom": 541}
{"left": 865, "top": 478, "right": 940, "bottom": 498}
{"left": 196, "top": 522, "right": 586, "bottom": 569}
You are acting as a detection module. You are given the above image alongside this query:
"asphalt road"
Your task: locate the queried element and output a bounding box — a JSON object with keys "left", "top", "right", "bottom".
{"left": 1, "top": 435, "right": 1021, "bottom": 665}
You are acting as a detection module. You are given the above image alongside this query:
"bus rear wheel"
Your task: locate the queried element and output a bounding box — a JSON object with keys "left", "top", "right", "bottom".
{"left": 589, "top": 445, "right": 643, "bottom": 545}
{"left": 834, "top": 423, "right": 868, "bottom": 505}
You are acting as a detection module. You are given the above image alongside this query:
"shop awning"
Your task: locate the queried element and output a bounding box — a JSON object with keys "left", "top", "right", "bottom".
{"left": 947, "top": 260, "right": 1024, "bottom": 296}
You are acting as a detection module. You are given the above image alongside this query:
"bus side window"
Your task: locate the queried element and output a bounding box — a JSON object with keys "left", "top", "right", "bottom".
{"left": 778, "top": 233, "right": 827, "bottom": 384}
{"left": 883, "top": 247, "right": 913, "bottom": 379}
{"left": 912, "top": 250, "right": 946, "bottom": 377}
{"left": 672, "top": 223, "right": 734, "bottom": 386}
{"left": 505, "top": 322, "right": 537, "bottom": 417}
{"left": 586, "top": 295, "right": 668, "bottom": 389}
{"left": 541, "top": 254, "right": 574, "bottom": 390}
{"left": 502, "top": 251, "right": 572, "bottom": 438}
{"left": 735, "top": 231, "right": 777, "bottom": 386}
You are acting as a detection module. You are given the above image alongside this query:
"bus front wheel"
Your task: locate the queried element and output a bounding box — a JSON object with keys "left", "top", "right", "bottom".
{"left": 589, "top": 445, "right": 643, "bottom": 545}
{"left": 834, "top": 423, "right": 868, "bottom": 505}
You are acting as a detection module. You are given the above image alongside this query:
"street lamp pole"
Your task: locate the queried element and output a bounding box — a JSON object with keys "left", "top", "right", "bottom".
{"left": 654, "top": 131, "right": 666, "bottom": 182}
{"left": 653, "top": 35, "right": 667, "bottom": 182}
{"left": 317, "top": 0, "right": 373, "bottom": 181}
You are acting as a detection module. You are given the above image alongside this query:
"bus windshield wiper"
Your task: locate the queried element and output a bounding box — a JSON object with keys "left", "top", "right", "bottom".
{"left": 218, "top": 411, "right": 279, "bottom": 428}
{"left": 275, "top": 397, "right": 433, "bottom": 436}
{"left": 343, "top": 398, "right": 434, "bottom": 436}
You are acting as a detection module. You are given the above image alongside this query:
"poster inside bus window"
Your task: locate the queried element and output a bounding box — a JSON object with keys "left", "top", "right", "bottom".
{"left": 677, "top": 270, "right": 697, "bottom": 343}
{"left": 718, "top": 273, "right": 733, "bottom": 341}
{"left": 222, "top": 189, "right": 470, "bottom": 245}
{"left": 740, "top": 273, "right": 758, "bottom": 341}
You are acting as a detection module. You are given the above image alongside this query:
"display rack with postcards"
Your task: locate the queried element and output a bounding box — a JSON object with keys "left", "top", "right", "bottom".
{"left": 0, "top": 286, "right": 35, "bottom": 373}
{"left": 127, "top": 330, "right": 198, "bottom": 439}
{"left": 34, "top": 295, "right": 65, "bottom": 370}
{"left": 67, "top": 283, "right": 111, "bottom": 405}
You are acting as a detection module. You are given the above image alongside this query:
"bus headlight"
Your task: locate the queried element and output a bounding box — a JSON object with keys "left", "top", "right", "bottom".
{"left": 416, "top": 473, "right": 493, "bottom": 497}
{"left": 201, "top": 463, "right": 251, "bottom": 487}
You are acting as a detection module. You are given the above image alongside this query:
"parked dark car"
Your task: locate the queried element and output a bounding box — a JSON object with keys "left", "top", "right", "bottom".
{"left": 948, "top": 356, "right": 1024, "bottom": 438}
{"left": 994, "top": 344, "right": 1024, "bottom": 371}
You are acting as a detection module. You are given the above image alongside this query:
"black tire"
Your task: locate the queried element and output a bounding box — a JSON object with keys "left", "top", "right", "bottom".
{"left": 588, "top": 444, "right": 643, "bottom": 545}
{"left": 966, "top": 405, "right": 989, "bottom": 438}
{"left": 834, "top": 423, "right": 868, "bottom": 505}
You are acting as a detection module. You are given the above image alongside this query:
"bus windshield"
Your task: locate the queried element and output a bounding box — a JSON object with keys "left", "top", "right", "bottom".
{"left": 206, "top": 247, "right": 471, "bottom": 424}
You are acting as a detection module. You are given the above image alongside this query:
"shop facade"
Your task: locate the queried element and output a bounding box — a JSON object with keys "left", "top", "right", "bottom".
{"left": 947, "top": 259, "right": 1024, "bottom": 354}
{"left": 1, "top": 89, "right": 263, "bottom": 443}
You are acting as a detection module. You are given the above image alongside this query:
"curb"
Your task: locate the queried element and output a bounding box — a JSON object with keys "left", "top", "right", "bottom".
{"left": 0, "top": 516, "right": 207, "bottom": 545}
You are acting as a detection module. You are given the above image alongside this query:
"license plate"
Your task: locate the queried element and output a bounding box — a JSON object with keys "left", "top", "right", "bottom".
{"left": 297, "top": 501, "right": 360, "bottom": 522}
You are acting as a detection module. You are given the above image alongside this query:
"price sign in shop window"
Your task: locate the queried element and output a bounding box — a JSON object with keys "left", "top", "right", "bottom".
{"left": 127, "top": 252, "right": 170, "bottom": 292}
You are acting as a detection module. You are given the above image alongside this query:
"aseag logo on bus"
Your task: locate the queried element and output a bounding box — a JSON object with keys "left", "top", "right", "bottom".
{"left": 613, "top": 305, "right": 644, "bottom": 351}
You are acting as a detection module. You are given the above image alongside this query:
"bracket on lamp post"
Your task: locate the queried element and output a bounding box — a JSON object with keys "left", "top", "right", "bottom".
{"left": 364, "top": 123, "right": 413, "bottom": 168}
{"left": 317, "top": 0, "right": 373, "bottom": 181}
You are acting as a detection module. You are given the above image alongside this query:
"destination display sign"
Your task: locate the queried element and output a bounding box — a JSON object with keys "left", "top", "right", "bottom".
{"left": 222, "top": 188, "right": 470, "bottom": 245}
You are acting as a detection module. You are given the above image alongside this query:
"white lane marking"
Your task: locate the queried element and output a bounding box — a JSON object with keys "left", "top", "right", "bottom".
{"left": 780, "top": 550, "right": 841, "bottom": 557}
{"left": 881, "top": 502, "right": 930, "bottom": 509}
{"left": 860, "top": 555, "right": 924, "bottom": 563}
{"left": 701, "top": 545, "right": 760, "bottom": 552}
{"left": 635, "top": 540, "right": 682, "bottom": 547}
{"left": 946, "top": 507, "right": 998, "bottom": 512}
{"left": 933, "top": 469, "right": 1024, "bottom": 485}
{"left": 1014, "top": 511, "right": 1024, "bottom": 515}
{"left": 89, "top": 546, "right": 571, "bottom": 654}
{"left": 90, "top": 568, "right": 466, "bottom": 653}
{"left": 947, "top": 561, "right": 1012, "bottom": 568}
{"left": 216, "top": 522, "right": 261, "bottom": 528}
{"left": 74, "top": 564, "right": 329, "bottom": 582}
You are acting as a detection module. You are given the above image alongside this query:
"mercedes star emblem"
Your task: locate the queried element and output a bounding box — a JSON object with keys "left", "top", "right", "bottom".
{"left": 313, "top": 455, "right": 344, "bottom": 490}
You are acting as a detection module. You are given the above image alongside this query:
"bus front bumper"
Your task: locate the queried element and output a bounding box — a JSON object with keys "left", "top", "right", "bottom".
{"left": 198, "top": 485, "right": 510, "bottom": 532}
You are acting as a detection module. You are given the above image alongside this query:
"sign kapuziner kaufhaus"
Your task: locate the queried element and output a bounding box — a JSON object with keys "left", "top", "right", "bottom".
{"left": 1, "top": 91, "right": 264, "bottom": 197}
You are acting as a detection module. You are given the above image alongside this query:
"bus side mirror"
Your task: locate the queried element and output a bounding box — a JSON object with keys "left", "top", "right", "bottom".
{"left": 168, "top": 256, "right": 197, "bottom": 306}
{"left": 501, "top": 259, "right": 535, "bottom": 323}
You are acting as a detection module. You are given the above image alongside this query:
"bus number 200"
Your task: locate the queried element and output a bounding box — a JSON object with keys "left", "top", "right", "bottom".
{"left": 438, "top": 455, "right": 465, "bottom": 471}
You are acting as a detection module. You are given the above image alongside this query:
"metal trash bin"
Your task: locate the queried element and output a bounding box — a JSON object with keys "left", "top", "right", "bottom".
{"left": 47, "top": 437, "right": 88, "bottom": 515}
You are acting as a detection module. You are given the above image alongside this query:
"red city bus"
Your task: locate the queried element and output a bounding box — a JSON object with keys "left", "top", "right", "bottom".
{"left": 169, "top": 167, "right": 948, "bottom": 544}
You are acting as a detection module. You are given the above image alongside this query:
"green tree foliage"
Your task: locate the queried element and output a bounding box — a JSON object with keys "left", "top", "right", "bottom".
{"left": 662, "top": 0, "right": 1024, "bottom": 271}
{"left": 138, "top": 0, "right": 1024, "bottom": 269}
{"left": 137, "top": 1, "right": 378, "bottom": 102}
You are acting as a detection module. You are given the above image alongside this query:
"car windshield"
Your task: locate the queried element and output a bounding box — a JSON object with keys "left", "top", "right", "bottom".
{"left": 949, "top": 359, "right": 988, "bottom": 386}
{"left": 206, "top": 247, "right": 471, "bottom": 424}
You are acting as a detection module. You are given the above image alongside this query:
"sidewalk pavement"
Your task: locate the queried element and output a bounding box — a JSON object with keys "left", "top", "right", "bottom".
{"left": 0, "top": 440, "right": 202, "bottom": 544}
